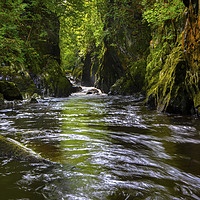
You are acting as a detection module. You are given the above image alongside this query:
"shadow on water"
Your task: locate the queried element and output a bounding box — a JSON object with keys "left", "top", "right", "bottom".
{"left": 0, "top": 94, "right": 200, "bottom": 199}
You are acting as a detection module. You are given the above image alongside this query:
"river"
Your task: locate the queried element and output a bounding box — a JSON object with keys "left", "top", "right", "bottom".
{"left": 0, "top": 88, "right": 200, "bottom": 199}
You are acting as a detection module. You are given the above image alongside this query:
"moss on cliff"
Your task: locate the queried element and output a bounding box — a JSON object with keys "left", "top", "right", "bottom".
{"left": 145, "top": 34, "right": 196, "bottom": 114}
{"left": 143, "top": 0, "right": 200, "bottom": 115}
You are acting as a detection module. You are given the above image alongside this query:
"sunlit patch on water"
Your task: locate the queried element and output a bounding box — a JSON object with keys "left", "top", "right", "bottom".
{"left": 0, "top": 93, "right": 200, "bottom": 199}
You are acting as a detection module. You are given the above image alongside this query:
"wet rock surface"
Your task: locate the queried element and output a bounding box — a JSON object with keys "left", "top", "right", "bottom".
{"left": 86, "top": 88, "right": 100, "bottom": 95}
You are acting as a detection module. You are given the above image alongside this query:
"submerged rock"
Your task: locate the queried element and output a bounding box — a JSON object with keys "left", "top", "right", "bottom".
{"left": 86, "top": 88, "right": 101, "bottom": 95}
{"left": 0, "top": 135, "right": 52, "bottom": 164}
{"left": 0, "top": 81, "right": 23, "bottom": 101}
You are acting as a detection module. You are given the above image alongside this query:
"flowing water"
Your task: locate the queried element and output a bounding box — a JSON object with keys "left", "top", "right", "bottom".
{"left": 0, "top": 88, "right": 200, "bottom": 200}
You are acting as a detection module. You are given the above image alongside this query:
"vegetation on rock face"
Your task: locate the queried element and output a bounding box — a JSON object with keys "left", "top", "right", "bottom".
{"left": 110, "top": 60, "right": 147, "bottom": 95}
{"left": 144, "top": 0, "right": 200, "bottom": 114}
{"left": 0, "top": 0, "right": 72, "bottom": 98}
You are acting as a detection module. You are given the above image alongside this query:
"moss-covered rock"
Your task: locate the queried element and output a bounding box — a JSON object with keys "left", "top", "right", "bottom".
{"left": 110, "top": 59, "right": 146, "bottom": 95}
{"left": 0, "top": 135, "right": 52, "bottom": 164}
{"left": 54, "top": 75, "right": 72, "bottom": 97}
{"left": 0, "top": 81, "right": 23, "bottom": 101}
{"left": 95, "top": 46, "right": 124, "bottom": 93}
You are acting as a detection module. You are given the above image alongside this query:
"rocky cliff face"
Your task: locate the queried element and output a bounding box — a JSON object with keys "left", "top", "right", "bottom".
{"left": 95, "top": 45, "right": 124, "bottom": 93}
{"left": 25, "top": 3, "right": 72, "bottom": 97}
{"left": 145, "top": 0, "right": 200, "bottom": 115}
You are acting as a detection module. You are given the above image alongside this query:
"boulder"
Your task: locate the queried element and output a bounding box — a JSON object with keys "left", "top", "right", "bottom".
{"left": 0, "top": 81, "right": 23, "bottom": 101}
{"left": 86, "top": 88, "right": 100, "bottom": 95}
{"left": 54, "top": 76, "right": 72, "bottom": 97}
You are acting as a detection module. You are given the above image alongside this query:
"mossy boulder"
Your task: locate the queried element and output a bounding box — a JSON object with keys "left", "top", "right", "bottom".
{"left": 54, "top": 76, "right": 72, "bottom": 97}
{"left": 0, "top": 81, "right": 23, "bottom": 101}
{"left": 110, "top": 59, "right": 146, "bottom": 95}
{"left": 0, "top": 135, "right": 52, "bottom": 164}
{"left": 110, "top": 77, "right": 130, "bottom": 95}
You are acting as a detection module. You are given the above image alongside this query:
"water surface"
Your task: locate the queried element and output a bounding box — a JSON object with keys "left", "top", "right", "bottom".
{"left": 0, "top": 91, "right": 200, "bottom": 199}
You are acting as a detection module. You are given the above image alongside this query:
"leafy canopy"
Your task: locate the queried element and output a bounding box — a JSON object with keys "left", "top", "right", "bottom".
{"left": 142, "top": 0, "right": 185, "bottom": 28}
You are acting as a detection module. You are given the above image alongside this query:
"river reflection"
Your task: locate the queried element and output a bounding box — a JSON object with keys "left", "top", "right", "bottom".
{"left": 0, "top": 93, "right": 200, "bottom": 199}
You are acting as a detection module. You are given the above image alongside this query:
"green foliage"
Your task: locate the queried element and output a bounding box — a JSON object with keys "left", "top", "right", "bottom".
{"left": 0, "top": 0, "right": 61, "bottom": 70}
{"left": 59, "top": 0, "right": 152, "bottom": 95}
{"left": 143, "top": 0, "right": 185, "bottom": 28}
{"left": 0, "top": 0, "right": 26, "bottom": 66}
{"left": 0, "top": 0, "right": 73, "bottom": 97}
{"left": 59, "top": 0, "right": 104, "bottom": 70}
{"left": 143, "top": 0, "right": 185, "bottom": 52}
